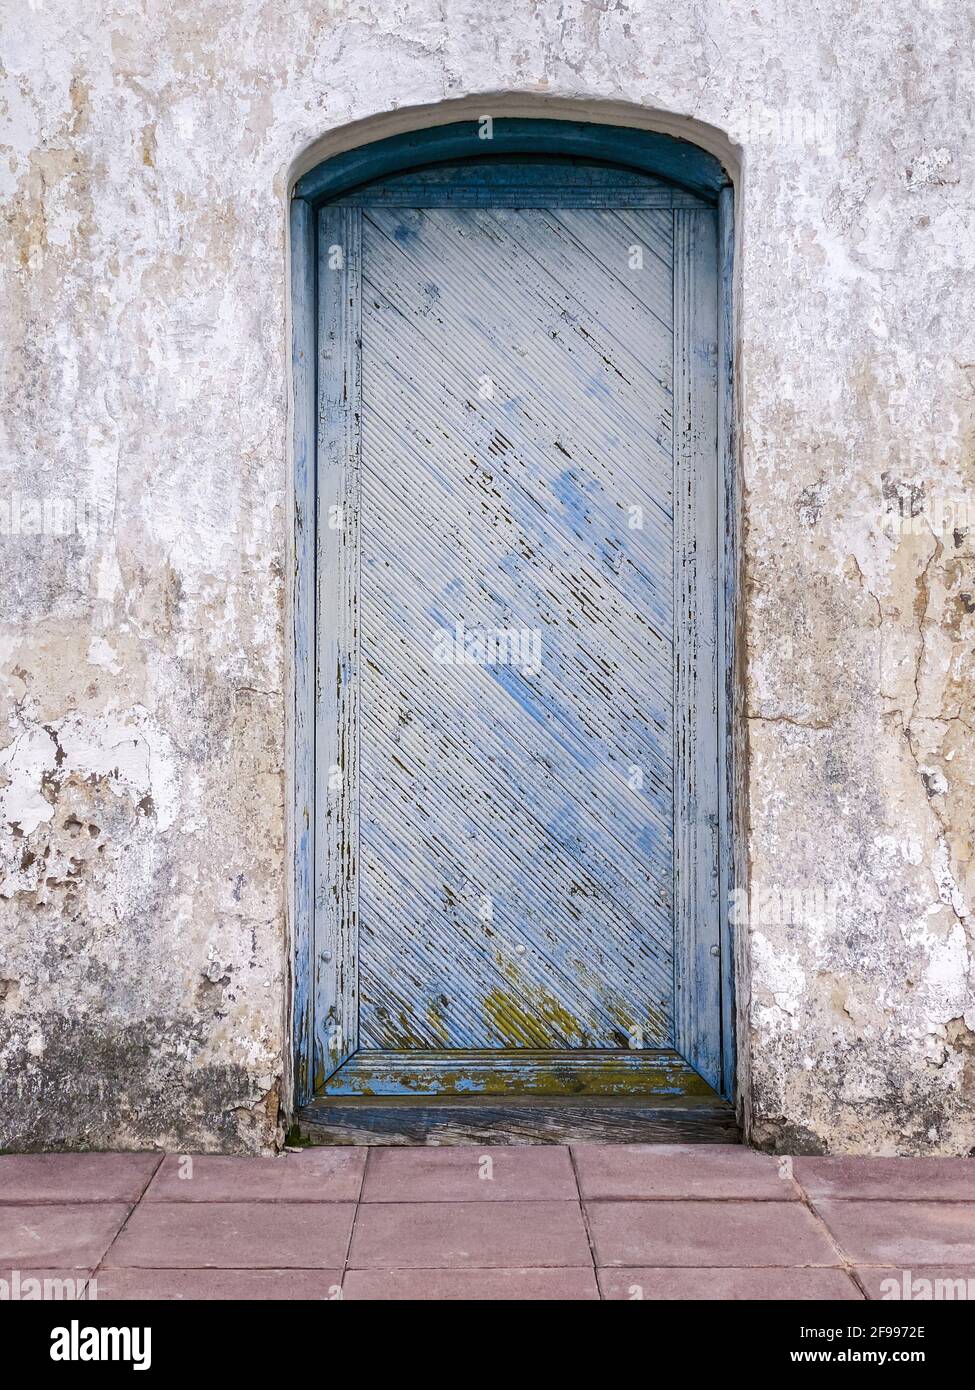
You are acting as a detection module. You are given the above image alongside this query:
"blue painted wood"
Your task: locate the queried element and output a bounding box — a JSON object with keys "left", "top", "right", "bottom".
{"left": 329, "top": 158, "right": 709, "bottom": 208}
{"left": 321, "top": 1049, "right": 716, "bottom": 1097}
{"left": 717, "top": 185, "right": 740, "bottom": 1103}
{"left": 357, "top": 205, "right": 677, "bottom": 1049}
{"left": 673, "top": 208, "right": 722, "bottom": 1091}
{"left": 301, "top": 1094, "right": 738, "bottom": 1144}
{"left": 292, "top": 124, "right": 734, "bottom": 1104}
{"left": 295, "top": 120, "right": 729, "bottom": 205}
{"left": 289, "top": 197, "right": 316, "bottom": 1107}
{"left": 313, "top": 205, "right": 361, "bottom": 1087}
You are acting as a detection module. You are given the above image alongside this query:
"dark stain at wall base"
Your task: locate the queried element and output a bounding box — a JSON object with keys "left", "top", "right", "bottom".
{"left": 0, "top": 1015, "right": 280, "bottom": 1154}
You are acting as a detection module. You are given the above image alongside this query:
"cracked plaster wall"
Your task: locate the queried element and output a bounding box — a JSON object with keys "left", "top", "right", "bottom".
{"left": 0, "top": 1, "right": 972, "bottom": 1153}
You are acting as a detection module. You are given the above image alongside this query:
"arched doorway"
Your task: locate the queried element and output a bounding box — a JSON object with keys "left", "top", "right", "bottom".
{"left": 291, "top": 118, "right": 735, "bottom": 1134}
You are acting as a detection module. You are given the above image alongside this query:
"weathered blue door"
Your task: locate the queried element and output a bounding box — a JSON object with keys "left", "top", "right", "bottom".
{"left": 301, "top": 133, "right": 726, "bottom": 1100}
{"left": 361, "top": 202, "right": 676, "bottom": 1052}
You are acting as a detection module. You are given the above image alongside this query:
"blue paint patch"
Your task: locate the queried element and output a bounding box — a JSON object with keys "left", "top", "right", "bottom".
{"left": 585, "top": 377, "right": 613, "bottom": 402}
{"left": 550, "top": 467, "right": 594, "bottom": 528}
{"left": 486, "top": 665, "right": 599, "bottom": 773}
{"left": 635, "top": 822, "right": 672, "bottom": 864}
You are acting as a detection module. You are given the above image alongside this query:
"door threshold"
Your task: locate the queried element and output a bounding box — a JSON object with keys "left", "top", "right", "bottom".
{"left": 320, "top": 1048, "right": 715, "bottom": 1098}
{"left": 296, "top": 1094, "right": 739, "bottom": 1146}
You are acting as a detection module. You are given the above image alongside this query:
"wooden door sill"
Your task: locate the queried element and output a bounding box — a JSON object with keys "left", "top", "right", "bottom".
{"left": 296, "top": 1093, "right": 739, "bottom": 1146}
{"left": 319, "top": 1048, "right": 715, "bottom": 1099}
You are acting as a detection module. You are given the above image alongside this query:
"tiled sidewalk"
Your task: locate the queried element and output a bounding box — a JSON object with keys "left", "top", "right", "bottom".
{"left": 1, "top": 1145, "right": 974, "bottom": 1300}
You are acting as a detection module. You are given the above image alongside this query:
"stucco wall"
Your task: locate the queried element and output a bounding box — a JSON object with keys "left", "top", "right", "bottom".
{"left": 1, "top": 1, "right": 972, "bottom": 1154}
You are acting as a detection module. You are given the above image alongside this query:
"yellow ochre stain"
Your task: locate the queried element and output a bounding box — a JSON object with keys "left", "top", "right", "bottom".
{"left": 483, "top": 986, "right": 587, "bottom": 1047}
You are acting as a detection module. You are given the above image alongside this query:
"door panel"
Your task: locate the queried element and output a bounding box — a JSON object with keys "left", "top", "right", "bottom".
{"left": 295, "top": 133, "right": 729, "bottom": 1107}
{"left": 358, "top": 206, "right": 676, "bottom": 1050}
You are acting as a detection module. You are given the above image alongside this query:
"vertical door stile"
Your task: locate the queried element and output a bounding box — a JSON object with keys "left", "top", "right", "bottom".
{"left": 291, "top": 196, "right": 317, "bottom": 1106}
{"left": 717, "top": 184, "right": 739, "bottom": 1102}
{"left": 673, "top": 207, "right": 722, "bottom": 1089}
{"left": 314, "top": 205, "right": 361, "bottom": 1086}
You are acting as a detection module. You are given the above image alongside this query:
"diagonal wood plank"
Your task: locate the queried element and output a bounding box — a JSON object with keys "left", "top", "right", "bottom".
{"left": 358, "top": 207, "right": 676, "bottom": 1050}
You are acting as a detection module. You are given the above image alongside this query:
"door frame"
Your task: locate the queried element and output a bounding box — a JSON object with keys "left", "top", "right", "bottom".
{"left": 289, "top": 117, "right": 739, "bottom": 1106}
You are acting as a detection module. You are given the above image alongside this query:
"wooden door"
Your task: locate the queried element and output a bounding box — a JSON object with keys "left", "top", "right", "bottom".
{"left": 310, "top": 155, "right": 723, "bottom": 1099}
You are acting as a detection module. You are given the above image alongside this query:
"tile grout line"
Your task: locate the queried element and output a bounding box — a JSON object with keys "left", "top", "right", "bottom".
{"left": 787, "top": 1165, "right": 869, "bottom": 1300}
{"left": 566, "top": 1144, "right": 602, "bottom": 1300}
{"left": 66, "top": 1262, "right": 890, "bottom": 1273}
{"left": 340, "top": 1150, "right": 370, "bottom": 1295}
{"left": 98, "top": 1261, "right": 608, "bottom": 1272}
{"left": 84, "top": 1152, "right": 166, "bottom": 1296}
{"left": 64, "top": 1261, "right": 896, "bottom": 1271}
{"left": 8, "top": 1193, "right": 974, "bottom": 1206}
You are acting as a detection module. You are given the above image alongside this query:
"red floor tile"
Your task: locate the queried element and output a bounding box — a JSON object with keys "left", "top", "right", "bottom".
{"left": 93, "top": 1268, "right": 345, "bottom": 1300}
{"left": 587, "top": 1199, "right": 838, "bottom": 1267}
{"left": 597, "top": 1267, "right": 863, "bottom": 1300}
{"left": 349, "top": 1200, "right": 591, "bottom": 1269}
{"left": 6, "top": 1147, "right": 975, "bottom": 1301}
{"left": 0, "top": 1204, "right": 131, "bottom": 1269}
{"left": 795, "top": 1157, "right": 975, "bottom": 1202}
{"left": 343, "top": 1267, "right": 599, "bottom": 1299}
{"left": 144, "top": 1150, "right": 365, "bottom": 1202}
{"left": 856, "top": 1266, "right": 975, "bottom": 1300}
{"left": 816, "top": 1200, "right": 975, "bottom": 1266}
{"left": 0, "top": 1153, "right": 160, "bottom": 1203}
{"left": 573, "top": 1143, "right": 794, "bottom": 1200}
{"left": 105, "top": 1201, "right": 355, "bottom": 1269}
{"left": 360, "top": 1145, "right": 576, "bottom": 1202}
